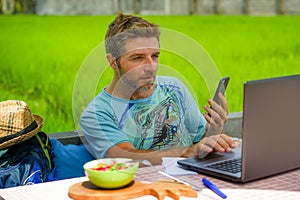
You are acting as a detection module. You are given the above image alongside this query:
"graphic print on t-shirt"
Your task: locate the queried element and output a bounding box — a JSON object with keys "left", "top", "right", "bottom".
{"left": 119, "top": 84, "right": 190, "bottom": 150}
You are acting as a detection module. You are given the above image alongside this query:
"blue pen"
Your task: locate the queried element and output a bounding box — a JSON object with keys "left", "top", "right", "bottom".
{"left": 202, "top": 178, "right": 227, "bottom": 199}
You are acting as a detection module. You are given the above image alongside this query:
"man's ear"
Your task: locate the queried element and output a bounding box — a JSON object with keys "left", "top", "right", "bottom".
{"left": 106, "top": 54, "right": 118, "bottom": 70}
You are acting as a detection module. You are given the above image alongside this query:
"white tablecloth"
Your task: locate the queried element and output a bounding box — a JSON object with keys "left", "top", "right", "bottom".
{"left": 1, "top": 167, "right": 300, "bottom": 200}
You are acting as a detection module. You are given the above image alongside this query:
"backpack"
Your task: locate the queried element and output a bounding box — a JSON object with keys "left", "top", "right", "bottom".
{"left": 0, "top": 132, "right": 55, "bottom": 188}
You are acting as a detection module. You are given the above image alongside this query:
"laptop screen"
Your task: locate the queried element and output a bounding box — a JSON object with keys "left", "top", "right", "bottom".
{"left": 242, "top": 74, "right": 300, "bottom": 182}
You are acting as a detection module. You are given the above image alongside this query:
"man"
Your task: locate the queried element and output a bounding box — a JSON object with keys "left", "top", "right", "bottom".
{"left": 80, "top": 13, "right": 236, "bottom": 165}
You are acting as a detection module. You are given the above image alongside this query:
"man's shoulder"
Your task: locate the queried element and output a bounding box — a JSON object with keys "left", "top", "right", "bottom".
{"left": 82, "top": 89, "right": 110, "bottom": 112}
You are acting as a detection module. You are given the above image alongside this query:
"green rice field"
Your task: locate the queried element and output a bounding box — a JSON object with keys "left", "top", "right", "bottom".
{"left": 1, "top": 15, "right": 300, "bottom": 133}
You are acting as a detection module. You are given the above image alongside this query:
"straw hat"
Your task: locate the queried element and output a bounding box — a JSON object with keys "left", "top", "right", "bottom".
{"left": 0, "top": 100, "right": 44, "bottom": 150}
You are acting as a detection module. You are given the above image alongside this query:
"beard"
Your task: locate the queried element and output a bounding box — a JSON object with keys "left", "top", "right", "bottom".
{"left": 119, "top": 74, "right": 155, "bottom": 92}
{"left": 136, "top": 82, "right": 155, "bottom": 91}
{"left": 117, "top": 65, "right": 156, "bottom": 92}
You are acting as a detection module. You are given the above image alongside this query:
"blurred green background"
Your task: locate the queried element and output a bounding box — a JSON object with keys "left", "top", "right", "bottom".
{"left": 1, "top": 15, "right": 300, "bottom": 133}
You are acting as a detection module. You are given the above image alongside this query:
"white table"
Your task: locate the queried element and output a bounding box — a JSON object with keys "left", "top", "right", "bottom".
{"left": 1, "top": 166, "right": 300, "bottom": 200}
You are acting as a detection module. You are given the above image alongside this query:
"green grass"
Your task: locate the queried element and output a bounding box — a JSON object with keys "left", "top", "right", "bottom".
{"left": 1, "top": 15, "right": 300, "bottom": 133}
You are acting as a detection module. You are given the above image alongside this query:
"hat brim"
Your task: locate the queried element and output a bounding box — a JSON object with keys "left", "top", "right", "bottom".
{"left": 0, "top": 114, "right": 44, "bottom": 150}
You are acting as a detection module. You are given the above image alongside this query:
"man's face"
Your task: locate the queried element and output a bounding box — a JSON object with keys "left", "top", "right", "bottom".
{"left": 117, "top": 37, "right": 160, "bottom": 91}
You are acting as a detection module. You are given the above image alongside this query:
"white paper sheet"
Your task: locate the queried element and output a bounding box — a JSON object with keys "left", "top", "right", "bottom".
{"left": 162, "top": 157, "right": 197, "bottom": 176}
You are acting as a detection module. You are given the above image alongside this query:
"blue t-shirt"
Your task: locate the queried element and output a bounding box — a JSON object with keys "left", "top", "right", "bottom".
{"left": 80, "top": 76, "right": 206, "bottom": 158}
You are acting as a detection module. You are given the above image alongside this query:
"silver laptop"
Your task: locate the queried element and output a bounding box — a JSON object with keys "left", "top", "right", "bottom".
{"left": 177, "top": 74, "right": 300, "bottom": 183}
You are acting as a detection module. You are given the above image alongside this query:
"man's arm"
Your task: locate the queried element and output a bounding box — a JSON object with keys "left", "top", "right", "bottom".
{"left": 106, "top": 142, "right": 187, "bottom": 165}
{"left": 106, "top": 133, "right": 236, "bottom": 166}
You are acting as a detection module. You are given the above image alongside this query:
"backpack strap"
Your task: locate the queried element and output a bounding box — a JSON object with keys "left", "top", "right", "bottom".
{"left": 34, "top": 132, "right": 53, "bottom": 169}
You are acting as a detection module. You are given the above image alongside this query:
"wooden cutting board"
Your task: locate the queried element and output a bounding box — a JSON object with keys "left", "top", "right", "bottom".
{"left": 68, "top": 180, "right": 198, "bottom": 200}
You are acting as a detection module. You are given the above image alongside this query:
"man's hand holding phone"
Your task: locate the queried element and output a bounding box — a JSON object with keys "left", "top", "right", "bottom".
{"left": 203, "top": 94, "right": 228, "bottom": 136}
{"left": 203, "top": 77, "right": 230, "bottom": 136}
{"left": 204, "top": 76, "right": 230, "bottom": 123}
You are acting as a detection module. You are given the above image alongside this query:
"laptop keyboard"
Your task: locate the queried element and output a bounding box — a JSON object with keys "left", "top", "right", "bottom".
{"left": 206, "top": 158, "right": 242, "bottom": 174}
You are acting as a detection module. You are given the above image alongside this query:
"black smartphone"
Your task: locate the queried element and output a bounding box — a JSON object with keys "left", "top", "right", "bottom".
{"left": 212, "top": 76, "right": 230, "bottom": 105}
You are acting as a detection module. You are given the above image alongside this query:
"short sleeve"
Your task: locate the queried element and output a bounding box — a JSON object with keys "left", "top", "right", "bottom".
{"left": 80, "top": 93, "right": 130, "bottom": 158}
